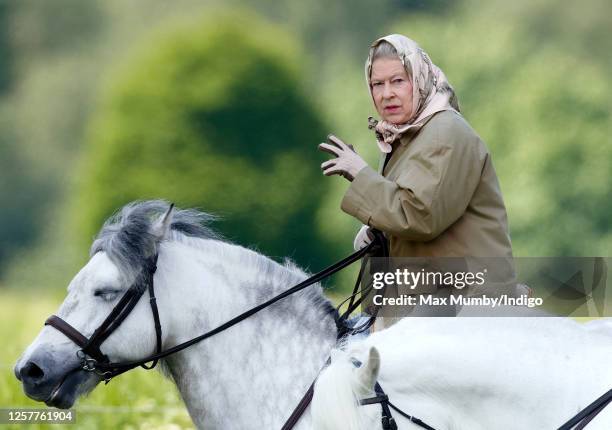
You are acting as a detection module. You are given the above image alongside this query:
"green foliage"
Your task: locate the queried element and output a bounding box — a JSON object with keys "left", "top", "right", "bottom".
{"left": 9, "top": 0, "right": 103, "bottom": 58}
{"left": 71, "top": 12, "right": 333, "bottom": 267}
{"left": 0, "top": 2, "right": 13, "bottom": 93}
{"left": 0, "top": 115, "right": 50, "bottom": 270}
{"left": 0, "top": 0, "right": 107, "bottom": 280}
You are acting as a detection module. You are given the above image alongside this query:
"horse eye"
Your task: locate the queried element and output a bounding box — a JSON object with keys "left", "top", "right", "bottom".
{"left": 94, "top": 289, "right": 120, "bottom": 301}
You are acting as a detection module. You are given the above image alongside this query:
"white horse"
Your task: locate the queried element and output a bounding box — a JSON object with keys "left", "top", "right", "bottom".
{"left": 14, "top": 201, "right": 612, "bottom": 429}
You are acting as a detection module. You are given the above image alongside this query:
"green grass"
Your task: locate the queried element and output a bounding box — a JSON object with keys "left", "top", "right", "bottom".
{"left": 0, "top": 289, "right": 194, "bottom": 429}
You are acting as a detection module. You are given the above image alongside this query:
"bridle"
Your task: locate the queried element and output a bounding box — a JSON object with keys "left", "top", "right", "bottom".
{"left": 45, "top": 254, "right": 162, "bottom": 381}
{"left": 42, "top": 231, "right": 612, "bottom": 430}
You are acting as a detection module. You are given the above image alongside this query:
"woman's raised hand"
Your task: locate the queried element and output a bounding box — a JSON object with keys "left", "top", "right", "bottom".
{"left": 318, "top": 134, "right": 368, "bottom": 181}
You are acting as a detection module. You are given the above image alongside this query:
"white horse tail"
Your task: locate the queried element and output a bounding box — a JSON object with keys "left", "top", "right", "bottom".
{"left": 311, "top": 346, "right": 380, "bottom": 430}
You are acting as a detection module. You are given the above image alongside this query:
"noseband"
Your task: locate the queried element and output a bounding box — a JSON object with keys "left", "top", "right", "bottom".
{"left": 45, "top": 255, "right": 162, "bottom": 382}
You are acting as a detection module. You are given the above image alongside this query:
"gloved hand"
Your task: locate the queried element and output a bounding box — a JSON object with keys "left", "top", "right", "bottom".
{"left": 353, "top": 225, "right": 375, "bottom": 251}
{"left": 318, "top": 134, "right": 368, "bottom": 181}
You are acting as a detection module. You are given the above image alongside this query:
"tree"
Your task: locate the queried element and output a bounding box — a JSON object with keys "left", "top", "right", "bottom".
{"left": 0, "top": 119, "right": 48, "bottom": 271}
{"left": 71, "top": 11, "right": 334, "bottom": 268}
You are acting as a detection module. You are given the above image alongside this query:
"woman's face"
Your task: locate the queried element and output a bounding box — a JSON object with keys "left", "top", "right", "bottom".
{"left": 370, "top": 57, "right": 414, "bottom": 124}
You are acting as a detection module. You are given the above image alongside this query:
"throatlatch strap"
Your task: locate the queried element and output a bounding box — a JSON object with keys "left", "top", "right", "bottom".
{"left": 141, "top": 279, "right": 162, "bottom": 370}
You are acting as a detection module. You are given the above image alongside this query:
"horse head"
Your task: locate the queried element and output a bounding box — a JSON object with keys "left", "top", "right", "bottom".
{"left": 14, "top": 201, "right": 178, "bottom": 408}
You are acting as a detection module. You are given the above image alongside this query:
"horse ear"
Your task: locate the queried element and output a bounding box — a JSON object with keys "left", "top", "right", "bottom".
{"left": 151, "top": 203, "right": 175, "bottom": 241}
{"left": 356, "top": 347, "right": 380, "bottom": 391}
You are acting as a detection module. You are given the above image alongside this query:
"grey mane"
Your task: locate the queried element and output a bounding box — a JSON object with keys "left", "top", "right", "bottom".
{"left": 90, "top": 200, "right": 220, "bottom": 283}
{"left": 89, "top": 200, "right": 336, "bottom": 320}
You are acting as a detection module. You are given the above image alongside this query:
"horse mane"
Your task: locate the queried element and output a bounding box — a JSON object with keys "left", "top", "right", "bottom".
{"left": 89, "top": 200, "right": 334, "bottom": 317}
{"left": 90, "top": 200, "right": 219, "bottom": 282}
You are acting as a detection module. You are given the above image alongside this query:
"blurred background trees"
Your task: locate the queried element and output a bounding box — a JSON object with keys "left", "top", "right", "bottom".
{"left": 0, "top": 0, "right": 610, "bottom": 292}
{"left": 71, "top": 11, "right": 333, "bottom": 267}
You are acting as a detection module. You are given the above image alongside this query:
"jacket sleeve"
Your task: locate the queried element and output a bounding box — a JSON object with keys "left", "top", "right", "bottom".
{"left": 341, "top": 117, "right": 486, "bottom": 241}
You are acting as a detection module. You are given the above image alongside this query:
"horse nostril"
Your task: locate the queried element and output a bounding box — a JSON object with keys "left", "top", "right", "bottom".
{"left": 20, "top": 361, "right": 45, "bottom": 381}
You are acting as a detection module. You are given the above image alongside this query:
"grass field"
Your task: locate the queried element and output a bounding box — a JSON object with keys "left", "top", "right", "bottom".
{"left": 1, "top": 289, "right": 194, "bottom": 429}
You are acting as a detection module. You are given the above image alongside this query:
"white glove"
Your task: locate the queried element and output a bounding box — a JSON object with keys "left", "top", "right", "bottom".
{"left": 353, "top": 225, "right": 373, "bottom": 251}
{"left": 319, "top": 134, "right": 368, "bottom": 181}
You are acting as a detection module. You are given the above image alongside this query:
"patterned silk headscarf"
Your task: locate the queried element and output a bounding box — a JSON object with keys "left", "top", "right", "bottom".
{"left": 365, "top": 34, "right": 460, "bottom": 153}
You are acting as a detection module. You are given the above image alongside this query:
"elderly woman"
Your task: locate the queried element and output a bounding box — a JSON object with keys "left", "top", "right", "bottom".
{"left": 319, "top": 34, "right": 516, "bottom": 325}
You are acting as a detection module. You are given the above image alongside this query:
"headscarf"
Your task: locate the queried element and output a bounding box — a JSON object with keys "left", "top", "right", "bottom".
{"left": 365, "top": 34, "right": 460, "bottom": 153}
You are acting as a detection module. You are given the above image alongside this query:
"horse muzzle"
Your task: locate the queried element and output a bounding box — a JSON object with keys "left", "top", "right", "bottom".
{"left": 15, "top": 350, "right": 95, "bottom": 409}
